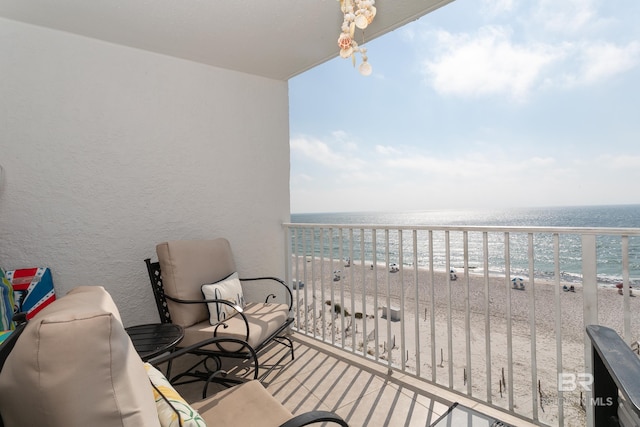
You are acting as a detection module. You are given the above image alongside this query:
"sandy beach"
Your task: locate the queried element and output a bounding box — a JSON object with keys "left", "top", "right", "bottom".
{"left": 291, "top": 256, "right": 640, "bottom": 426}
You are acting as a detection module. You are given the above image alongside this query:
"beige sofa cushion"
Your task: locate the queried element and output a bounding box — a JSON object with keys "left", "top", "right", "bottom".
{"left": 192, "top": 380, "right": 292, "bottom": 426}
{"left": 0, "top": 286, "right": 160, "bottom": 427}
{"left": 180, "top": 302, "right": 290, "bottom": 352}
{"left": 157, "top": 239, "right": 236, "bottom": 328}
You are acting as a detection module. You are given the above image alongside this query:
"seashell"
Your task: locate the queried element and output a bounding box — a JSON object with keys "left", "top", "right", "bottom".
{"left": 340, "top": 47, "right": 354, "bottom": 58}
{"left": 338, "top": 33, "right": 352, "bottom": 50}
{"left": 359, "top": 61, "right": 372, "bottom": 76}
{"left": 367, "top": 6, "right": 376, "bottom": 23}
{"left": 355, "top": 14, "right": 368, "bottom": 29}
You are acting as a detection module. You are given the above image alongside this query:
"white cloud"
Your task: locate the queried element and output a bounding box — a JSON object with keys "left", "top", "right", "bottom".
{"left": 290, "top": 136, "right": 346, "bottom": 168}
{"left": 480, "top": 0, "right": 513, "bottom": 16}
{"left": 290, "top": 134, "right": 367, "bottom": 173}
{"left": 597, "top": 154, "right": 640, "bottom": 169}
{"left": 533, "top": 0, "right": 600, "bottom": 35}
{"left": 332, "top": 130, "right": 359, "bottom": 151}
{"left": 375, "top": 145, "right": 401, "bottom": 156}
{"left": 527, "top": 157, "right": 557, "bottom": 167}
{"left": 577, "top": 41, "right": 640, "bottom": 85}
{"left": 423, "top": 26, "right": 563, "bottom": 101}
{"left": 291, "top": 136, "right": 639, "bottom": 212}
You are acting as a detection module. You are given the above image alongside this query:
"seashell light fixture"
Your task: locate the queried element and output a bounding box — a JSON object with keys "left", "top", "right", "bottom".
{"left": 338, "top": 0, "right": 376, "bottom": 76}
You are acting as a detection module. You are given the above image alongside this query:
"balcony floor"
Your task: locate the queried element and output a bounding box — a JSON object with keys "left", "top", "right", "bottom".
{"left": 172, "top": 333, "right": 538, "bottom": 426}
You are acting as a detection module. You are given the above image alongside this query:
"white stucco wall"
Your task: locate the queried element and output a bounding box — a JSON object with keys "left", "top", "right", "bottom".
{"left": 0, "top": 18, "right": 291, "bottom": 326}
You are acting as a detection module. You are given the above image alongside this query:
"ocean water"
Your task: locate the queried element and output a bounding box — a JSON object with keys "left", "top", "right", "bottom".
{"left": 291, "top": 205, "right": 640, "bottom": 286}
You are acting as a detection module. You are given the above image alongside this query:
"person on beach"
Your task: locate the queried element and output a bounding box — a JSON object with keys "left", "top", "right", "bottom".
{"left": 616, "top": 282, "right": 634, "bottom": 296}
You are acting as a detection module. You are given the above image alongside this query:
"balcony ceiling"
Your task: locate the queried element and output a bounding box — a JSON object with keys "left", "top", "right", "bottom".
{"left": 0, "top": 0, "right": 454, "bottom": 80}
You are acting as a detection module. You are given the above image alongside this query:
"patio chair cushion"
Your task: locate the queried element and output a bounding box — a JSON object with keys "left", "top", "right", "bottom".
{"left": 180, "top": 302, "right": 290, "bottom": 352}
{"left": 157, "top": 239, "right": 236, "bottom": 327}
{"left": 191, "top": 379, "right": 292, "bottom": 426}
{"left": 0, "top": 286, "right": 160, "bottom": 427}
{"left": 202, "top": 272, "right": 245, "bottom": 323}
{"left": 144, "top": 363, "right": 206, "bottom": 427}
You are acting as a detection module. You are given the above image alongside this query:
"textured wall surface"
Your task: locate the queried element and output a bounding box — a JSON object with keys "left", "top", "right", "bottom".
{"left": 0, "top": 18, "right": 290, "bottom": 326}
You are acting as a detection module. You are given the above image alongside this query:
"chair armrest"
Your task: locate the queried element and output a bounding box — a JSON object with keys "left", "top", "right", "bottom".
{"left": 240, "top": 276, "right": 293, "bottom": 311}
{"left": 279, "top": 411, "right": 349, "bottom": 427}
{"left": 586, "top": 324, "right": 640, "bottom": 421}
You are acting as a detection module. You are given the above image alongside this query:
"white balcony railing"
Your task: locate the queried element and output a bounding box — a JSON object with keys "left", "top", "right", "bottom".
{"left": 283, "top": 223, "right": 640, "bottom": 427}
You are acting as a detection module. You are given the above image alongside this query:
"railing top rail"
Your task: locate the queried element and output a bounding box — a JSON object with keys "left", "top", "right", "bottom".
{"left": 283, "top": 222, "right": 640, "bottom": 236}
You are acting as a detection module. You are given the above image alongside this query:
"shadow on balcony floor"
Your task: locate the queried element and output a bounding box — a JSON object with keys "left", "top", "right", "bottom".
{"left": 167, "top": 333, "right": 536, "bottom": 427}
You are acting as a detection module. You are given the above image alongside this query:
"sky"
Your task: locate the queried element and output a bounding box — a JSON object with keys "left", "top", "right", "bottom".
{"left": 289, "top": 0, "right": 640, "bottom": 214}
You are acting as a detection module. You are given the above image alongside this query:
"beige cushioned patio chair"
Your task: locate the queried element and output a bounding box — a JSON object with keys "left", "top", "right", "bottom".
{"left": 0, "top": 286, "right": 347, "bottom": 427}
{"left": 145, "top": 238, "right": 294, "bottom": 385}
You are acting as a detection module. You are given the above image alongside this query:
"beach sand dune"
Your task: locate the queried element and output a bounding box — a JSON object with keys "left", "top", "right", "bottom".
{"left": 291, "top": 256, "right": 640, "bottom": 427}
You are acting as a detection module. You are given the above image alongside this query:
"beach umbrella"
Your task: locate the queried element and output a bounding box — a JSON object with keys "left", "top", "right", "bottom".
{"left": 512, "top": 277, "right": 525, "bottom": 290}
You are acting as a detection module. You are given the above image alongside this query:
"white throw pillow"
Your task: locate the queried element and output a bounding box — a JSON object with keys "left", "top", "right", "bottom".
{"left": 201, "top": 272, "right": 245, "bottom": 324}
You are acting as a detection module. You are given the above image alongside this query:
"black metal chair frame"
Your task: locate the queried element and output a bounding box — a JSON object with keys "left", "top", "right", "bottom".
{"left": 145, "top": 258, "right": 295, "bottom": 386}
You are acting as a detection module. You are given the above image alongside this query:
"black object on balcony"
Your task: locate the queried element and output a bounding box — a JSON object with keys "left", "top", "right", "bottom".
{"left": 587, "top": 325, "right": 640, "bottom": 427}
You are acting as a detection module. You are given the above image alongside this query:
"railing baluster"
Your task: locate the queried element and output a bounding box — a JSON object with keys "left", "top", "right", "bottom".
{"left": 373, "top": 229, "right": 379, "bottom": 362}
{"left": 338, "top": 229, "right": 345, "bottom": 349}
{"left": 329, "top": 228, "right": 335, "bottom": 346}
{"left": 310, "top": 228, "right": 316, "bottom": 338}
{"left": 622, "top": 235, "right": 631, "bottom": 342}
{"left": 553, "top": 233, "right": 564, "bottom": 426}
{"left": 528, "top": 233, "right": 538, "bottom": 420}
{"left": 361, "top": 229, "right": 367, "bottom": 358}
{"left": 399, "top": 229, "right": 406, "bottom": 371}
{"left": 429, "top": 230, "right": 436, "bottom": 383}
{"left": 385, "top": 229, "right": 393, "bottom": 373}
{"left": 582, "top": 234, "right": 598, "bottom": 427}
{"left": 292, "top": 228, "right": 300, "bottom": 333}
{"left": 413, "top": 230, "right": 420, "bottom": 377}
{"left": 319, "top": 228, "right": 326, "bottom": 342}
{"left": 483, "top": 232, "right": 492, "bottom": 404}
{"left": 464, "top": 231, "right": 472, "bottom": 395}
{"left": 303, "top": 229, "right": 310, "bottom": 335}
{"left": 349, "top": 228, "right": 355, "bottom": 353}
{"left": 445, "top": 230, "right": 453, "bottom": 388}
{"left": 505, "top": 231, "right": 514, "bottom": 411}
